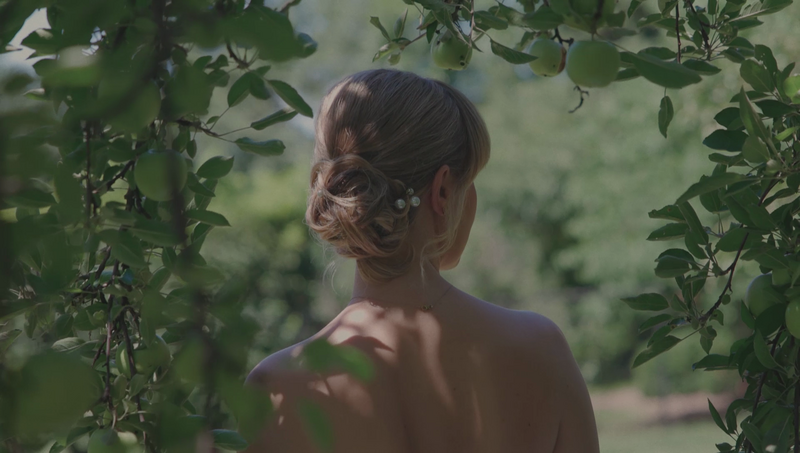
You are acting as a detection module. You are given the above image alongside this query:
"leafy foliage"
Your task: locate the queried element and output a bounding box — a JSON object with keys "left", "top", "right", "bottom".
{"left": 0, "top": 0, "right": 352, "bottom": 450}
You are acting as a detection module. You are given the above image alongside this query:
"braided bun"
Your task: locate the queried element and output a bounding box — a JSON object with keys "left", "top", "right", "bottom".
{"left": 306, "top": 69, "right": 490, "bottom": 283}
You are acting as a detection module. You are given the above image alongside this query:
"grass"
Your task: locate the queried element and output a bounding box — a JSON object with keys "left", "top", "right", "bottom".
{"left": 596, "top": 408, "right": 731, "bottom": 453}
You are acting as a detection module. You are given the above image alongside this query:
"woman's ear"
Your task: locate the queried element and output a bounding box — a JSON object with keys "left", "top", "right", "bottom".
{"left": 429, "top": 164, "right": 452, "bottom": 217}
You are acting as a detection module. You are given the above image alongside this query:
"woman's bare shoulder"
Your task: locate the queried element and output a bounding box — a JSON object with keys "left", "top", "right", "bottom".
{"left": 459, "top": 293, "right": 567, "bottom": 348}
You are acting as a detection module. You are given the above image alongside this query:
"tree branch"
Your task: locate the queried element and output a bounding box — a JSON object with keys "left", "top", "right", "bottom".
{"left": 682, "top": 0, "right": 712, "bottom": 59}
{"left": 700, "top": 178, "right": 780, "bottom": 322}
{"left": 675, "top": 4, "right": 682, "bottom": 63}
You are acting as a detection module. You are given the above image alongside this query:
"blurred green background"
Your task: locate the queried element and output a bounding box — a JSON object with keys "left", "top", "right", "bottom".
{"left": 2, "top": 0, "right": 798, "bottom": 451}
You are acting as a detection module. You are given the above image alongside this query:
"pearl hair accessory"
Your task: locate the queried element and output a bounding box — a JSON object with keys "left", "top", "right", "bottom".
{"left": 395, "top": 188, "right": 420, "bottom": 210}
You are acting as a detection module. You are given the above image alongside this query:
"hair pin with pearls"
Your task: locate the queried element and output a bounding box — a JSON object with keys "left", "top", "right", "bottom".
{"left": 395, "top": 188, "right": 420, "bottom": 210}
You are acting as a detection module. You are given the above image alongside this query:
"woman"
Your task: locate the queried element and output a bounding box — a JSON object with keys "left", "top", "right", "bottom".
{"left": 245, "top": 69, "right": 599, "bottom": 452}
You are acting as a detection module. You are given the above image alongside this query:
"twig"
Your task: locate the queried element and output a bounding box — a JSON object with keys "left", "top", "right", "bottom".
{"left": 592, "top": 0, "right": 606, "bottom": 32}
{"left": 795, "top": 338, "right": 800, "bottom": 453}
{"left": 85, "top": 124, "right": 94, "bottom": 227}
{"left": 101, "top": 160, "right": 135, "bottom": 192}
{"left": 226, "top": 41, "right": 249, "bottom": 68}
{"left": 94, "top": 247, "right": 112, "bottom": 281}
{"left": 470, "top": 0, "right": 476, "bottom": 44}
{"left": 700, "top": 179, "right": 780, "bottom": 322}
{"left": 552, "top": 28, "right": 574, "bottom": 46}
{"left": 675, "top": 4, "right": 682, "bottom": 63}
{"left": 746, "top": 336, "right": 781, "bottom": 452}
{"left": 103, "top": 295, "right": 115, "bottom": 414}
{"left": 569, "top": 86, "right": 590, "bottom": 113}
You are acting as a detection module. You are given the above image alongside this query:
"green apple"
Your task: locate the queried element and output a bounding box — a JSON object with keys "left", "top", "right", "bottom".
{"left": 565, "top": 41, "right": 621, "bottom": 88}
{"left": 765, "top": 159, "right": 782, "bottom": 176}
{"left": 787, "top": 299, "right": 800, "bottom": 338}
{"left": 431, "top": 30, "right": 472, "bottom": 71}
{"left": 134, "top": 149, "right": 188, "bottom": 202}
{"left": 118, "top": 432, "right": 143, "bottom": 453}
{"left": 88, "top": 429, "right": 126, "bottom": 453}
{"left": 745, "top": 273, "right": 783, "bottom": 317}
{"left": 528, "top": 39, "right": 567, "bottom": 77}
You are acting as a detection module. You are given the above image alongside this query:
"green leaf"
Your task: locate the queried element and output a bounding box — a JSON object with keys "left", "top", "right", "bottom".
{"left": 753, "top": 331, "right": 779, "bottom": 369}
{"left": 638, "top": 314, "right": 673, "bottom": 333}
{"left": 702, "top": 129, "right": 748, "bottom": 151}
{"left": 741, "top": 422, "right": 764, "bottom": 453}
{"left": 197, "top": 156, "right": 234, "bottom": 179}
{"left": 490, "top": 39, "right": 537, "bottom": 64}
{"left": 15, "top": 352, "right": 101, "bottom": 435}
{"left": 251, "top": 108, "right": 298, "bottom": 130}
{"left": 235, "top": 138, "right": 286, "bottom": 156}
{"left": 755, "top": 303, "right": 786, "bottom": 336}
{"left": 740, "top": 60, "right": 774, "bottom": 92}
{"left": 185, "top": 209, "right": 231, "bottom": 227}
{"left": 658, "top": 95, "right": 674, "bottom": 138}
{"left": 716, "top": 227, "right": 761, "bottom": 252}
{"left": 394, "top": 9, "right": 409, "bottom": 37}
{"left": 627, "top": 0, "right": 644, "bottom": 16}
{"left": 708, "top": 399, "right": 728, "bottom": 433}
{"left": 475, "top": 11, "right": 510, "bottom": 30}
{"left": 648, "top": 205, "right": 685, "bottom": 222}
{"left": 628, "top": 52, "right": 703, "bottom": 89}
{"left": 615, "top": 67, "right": 640, "bottom": 81}
{"left": 621, "top": 293, "right": 669, "bottom": 311}
{"left": 522, "top": 7, "right": 563, "bottom": 30}
{"left": 783, "top": 75, "right": 800, "bottom": 102}
{"left": 714, "top": 107, "right": 742, "bottom": 129}
{"left": 655, "top": 256, "right": 691, "bottom": 278}
{"left": 678, "top": 201, "right": 709, "bottom": 245}
{"left": 21, "top": 28, "right": 60, "bottom": 55}
{"left": 676, "top": 173, "right": 745, "bottom": 204}
{"left": 692, "top": 354, "right": 731, "bottom": 370}
{"left": 0, "top": 329, "right": 21, "bottom": 353}
{"left": 647, "top": 223, "right": 688, "bottom": 241}
{"left": 632, "top": 335, "right": 681, "bottom": 368}
{"left": 776, "top": 126, "right": 799, "bottom": 141}
{"left": 211, "top": 429, "right": 248, "bottom": 451}
{"left": 739, "top": 88, "right": 772, "bottom": 149}
{"left": 369, "top": 16, "right": 392, "bottom": 42}
{"left": 298, "top": 400, "right": 334, "bottom": 451}
{"left": 227, "top": 73, "right": 251, "bottom": 108}
{"left": 129, "top": 219, "right": 182, "bottom": 246}
{"left": 741, "top": 301, "right": 756, "bottom": 329}
{"left": 756, "top": 100, "right": 797, "bottom": 118}
{"left": 7, "top": 188, "right": 56, "bottom": 208}
{"left": 753, "top": 247, "right": 790, "bottom": 270}
{"left": 682, "top": 59, "right": 721, "bottom": 75}
{"left": 266, "top": 80, "right": 313, "bottom": 117}
{"left": 249, "top": 76, "right": 270, "bottom": 100}
{"left": 98, "top": 230, "right": 147, "bottom": 268}
{"left": 741, "top": 135, "right": 770, "bottom": 163}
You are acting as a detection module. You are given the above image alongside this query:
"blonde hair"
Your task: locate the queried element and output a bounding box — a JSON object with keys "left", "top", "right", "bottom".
{"left": 305, "top": 69, "right": 491, "bottom": 284}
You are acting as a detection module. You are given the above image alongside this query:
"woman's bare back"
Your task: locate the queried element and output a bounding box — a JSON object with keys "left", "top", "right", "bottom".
{"left": 244, "top": 288, "right": 599, "bottom": 453}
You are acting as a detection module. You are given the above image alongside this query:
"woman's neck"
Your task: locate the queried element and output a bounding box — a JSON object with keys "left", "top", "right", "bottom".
{"left": 349, "top": 259, "right": 453, "bottom": 310}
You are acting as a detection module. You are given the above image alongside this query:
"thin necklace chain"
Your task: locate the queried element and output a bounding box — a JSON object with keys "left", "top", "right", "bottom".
{"left": 349, "top": 283, "right": 454, "bottom": 312}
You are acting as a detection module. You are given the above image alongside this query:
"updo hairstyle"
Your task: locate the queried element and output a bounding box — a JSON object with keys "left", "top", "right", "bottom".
{"left": 305, "top": 69, "right": 490, "bottom": 284}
